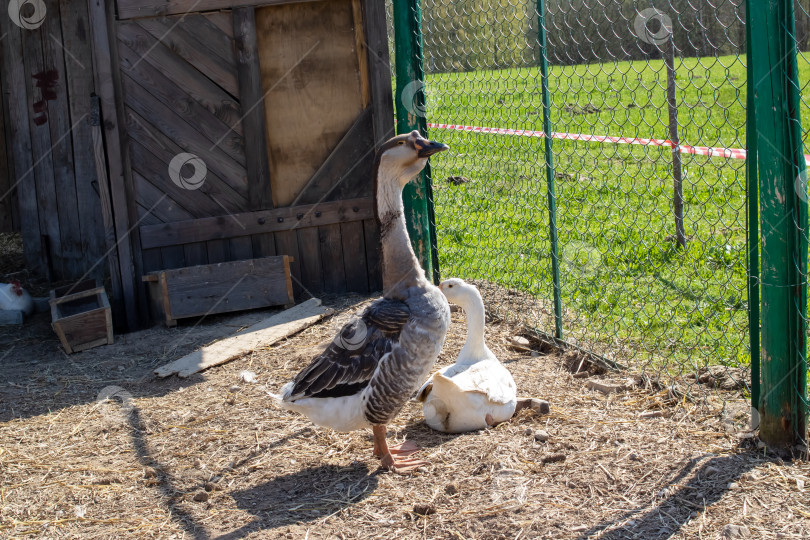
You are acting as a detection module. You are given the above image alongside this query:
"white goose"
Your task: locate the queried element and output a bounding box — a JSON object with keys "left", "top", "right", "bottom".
{"left": 417, "top": 278, "right": 530, "bottom": 433}
{"left": 272, "top": 131, "right": 451, "bottom": 473}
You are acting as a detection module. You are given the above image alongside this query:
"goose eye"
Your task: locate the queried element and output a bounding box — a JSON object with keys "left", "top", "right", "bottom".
{"left": 448, "top": 284, "right": 453, "bottom": 288}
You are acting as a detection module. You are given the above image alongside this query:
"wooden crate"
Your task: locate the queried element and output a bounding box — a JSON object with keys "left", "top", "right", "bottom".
{"left": 142, "top": 255, "right": 295, "bottom": 327}
{"left": 50, "top": 280, "right": 114, "bottom": 353}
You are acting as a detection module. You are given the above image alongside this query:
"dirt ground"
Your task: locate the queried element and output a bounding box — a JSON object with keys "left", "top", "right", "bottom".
{"left": 1, "top": 279, "right": 809, "bottom": 539}
{"left": 1, "top": 232, "right": 808, "bottom": 539}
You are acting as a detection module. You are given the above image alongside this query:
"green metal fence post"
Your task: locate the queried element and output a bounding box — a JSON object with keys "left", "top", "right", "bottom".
{"left": 747, "top": 0, "right": 808, "bottom": 446}
{"left": 537, "top": 0, "right": 563, "bottom": 339}
{"left": 744, "top": 2, "right": 761, "bottom": 419}
{"left": 393, "top": 0, "right": 440, "bottom": 283}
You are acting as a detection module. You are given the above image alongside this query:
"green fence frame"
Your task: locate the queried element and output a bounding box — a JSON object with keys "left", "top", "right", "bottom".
{"left": 748, "top": 0, "right": 808, "bottom": 446}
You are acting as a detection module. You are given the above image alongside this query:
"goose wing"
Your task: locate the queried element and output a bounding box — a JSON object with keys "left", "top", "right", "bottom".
{"left": 287, "top": 298, "right": 410, "bottom": 400}
{"left": 440, "top": 361, "right": 516, "bottom": 404}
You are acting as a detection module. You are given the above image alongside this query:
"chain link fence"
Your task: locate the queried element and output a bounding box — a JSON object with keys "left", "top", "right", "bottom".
{"left": 386, "top": 0, "right": 771, "bottom": 407}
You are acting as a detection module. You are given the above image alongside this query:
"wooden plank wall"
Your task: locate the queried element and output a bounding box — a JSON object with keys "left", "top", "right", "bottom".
{"left": 0, "top": 0, "right": 105, "bottom": 277}
{"left": 113, "top": 0, "right": 389, "bottom": 303}
{"left": 0, "top": 69, "right": 19, "bottom": 233}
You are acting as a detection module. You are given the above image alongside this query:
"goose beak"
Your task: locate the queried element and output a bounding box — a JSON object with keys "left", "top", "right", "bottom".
{"left": 415, "top": 138, "right": 449, "bottom": 158}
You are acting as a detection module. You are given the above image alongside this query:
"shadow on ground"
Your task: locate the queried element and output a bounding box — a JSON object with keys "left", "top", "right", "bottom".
{"left": 575, "top": 443, "right": 779, "bottom": 539}
{"left": 213, "top": 462, "right": 378, "bottom": 539}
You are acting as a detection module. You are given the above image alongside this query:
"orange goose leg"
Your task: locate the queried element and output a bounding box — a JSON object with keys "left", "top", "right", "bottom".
{"left": 372, "top": 425, "right": 427, "bottom": 473}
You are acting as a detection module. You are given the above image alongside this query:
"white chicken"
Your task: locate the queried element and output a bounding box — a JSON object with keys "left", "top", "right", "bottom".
{"left": 0, "top": 280, "right": 35, "bottom": 316}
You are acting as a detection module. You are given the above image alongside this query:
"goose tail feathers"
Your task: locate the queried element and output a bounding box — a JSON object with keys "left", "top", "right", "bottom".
{"left": 268, "top": 381, "right": 294, "bottom": 406}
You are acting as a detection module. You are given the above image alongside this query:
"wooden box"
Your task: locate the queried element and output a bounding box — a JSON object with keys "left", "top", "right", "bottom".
{"left": 50, "top": 280, "right": 114, "bottom": 353}
{"left": 143, "top": 255, "right": 295, "bottom": 327}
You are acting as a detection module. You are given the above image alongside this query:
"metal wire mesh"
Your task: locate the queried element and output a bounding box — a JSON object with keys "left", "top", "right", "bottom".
{"left": 386, "top": 0, "right": 806, "bottom": 412}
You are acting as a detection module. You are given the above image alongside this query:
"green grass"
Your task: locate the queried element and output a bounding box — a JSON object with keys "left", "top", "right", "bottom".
{"left": 424, "top": 53, "right": 810, "bottom": 374}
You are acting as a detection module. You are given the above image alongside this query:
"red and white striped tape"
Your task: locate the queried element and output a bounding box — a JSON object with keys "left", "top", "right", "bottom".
{"left": 427, "top": 122, "right": 810, "bottom": 164}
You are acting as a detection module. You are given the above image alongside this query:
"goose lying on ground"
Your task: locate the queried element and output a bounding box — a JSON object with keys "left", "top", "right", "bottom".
{"left": 271, "top": 131, "right": 451, "bottom": 473}
{"left": 417, "top": 278, "right": 543, "bottom": 433}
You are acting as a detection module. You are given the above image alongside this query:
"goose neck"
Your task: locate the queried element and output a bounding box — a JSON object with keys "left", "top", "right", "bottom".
{"left": 376, "top": 167, "right": 427, "bottom": 295}
{"left": 458, "top": 294, "right": 490, "bottom": 362}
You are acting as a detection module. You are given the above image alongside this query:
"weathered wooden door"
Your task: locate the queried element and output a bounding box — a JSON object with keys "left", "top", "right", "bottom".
{"left": 90, "top": 0, "right": 393, "bottom": 325}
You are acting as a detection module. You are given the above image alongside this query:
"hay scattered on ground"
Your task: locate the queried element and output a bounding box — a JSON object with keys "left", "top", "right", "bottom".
{"left": 1, "top": 294, "right": 808, "bottom": 539}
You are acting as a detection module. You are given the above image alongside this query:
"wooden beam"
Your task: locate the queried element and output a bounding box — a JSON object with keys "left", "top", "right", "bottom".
{"left": 91, "top": 96, "right": 125, "bottom": 328}
{"left": 89, "top": 0, "right": 140, "bottom": 329}
{"left": 117, "top": 0, "right": 320, "bottom": 20}
{"left": 154, "top": 297, "right": 333, "bottom": 378}
{"left": 139, "top": 196, "right": 373, "bottom": 249}
{"left": 233, "top": 6, "right": 273, "bottom": 211}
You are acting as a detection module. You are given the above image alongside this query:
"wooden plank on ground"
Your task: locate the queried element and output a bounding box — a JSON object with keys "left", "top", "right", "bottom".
{"left": 233, "top": 6, "right": 273, "bottom": 211}
{"left": 154, "top": 297, "right": 332, "bottom": 378}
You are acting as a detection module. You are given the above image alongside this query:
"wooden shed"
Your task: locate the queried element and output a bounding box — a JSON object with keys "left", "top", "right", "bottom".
{"left": 0, "top": 0, "right": 393, "bottom": 329}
